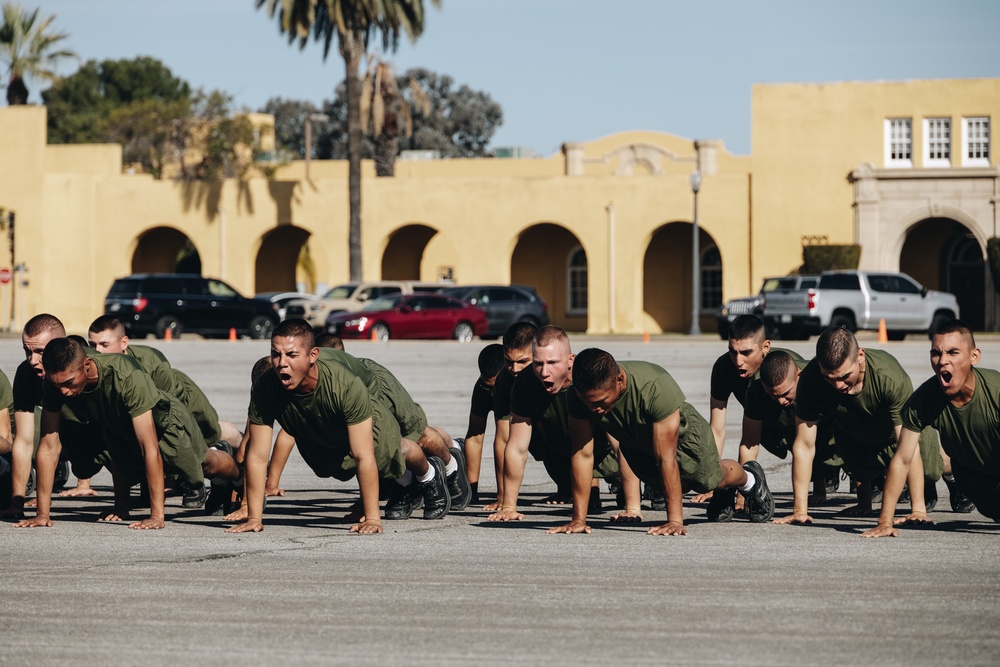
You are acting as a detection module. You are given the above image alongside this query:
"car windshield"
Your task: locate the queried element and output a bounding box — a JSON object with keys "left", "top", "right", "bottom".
{"left": 761, "top": 277, "right": 799, "bottom": 292}
{"left": 322, "top": 284, "right": 357, "bottom": 299}
{"left": 363, "top": 295, "right": 404, "bottom": 311}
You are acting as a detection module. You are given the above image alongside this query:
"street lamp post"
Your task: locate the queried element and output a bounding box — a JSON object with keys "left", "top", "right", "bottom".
{"left": 688, "top": 169, "right": 702, "bottom": 336}
{"left": 304, "top": 112, "right": 330, "bottom": 180}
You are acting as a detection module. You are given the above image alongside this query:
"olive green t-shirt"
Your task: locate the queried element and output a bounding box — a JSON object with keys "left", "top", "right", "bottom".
{"left": 493, "top": 368, "right": 516, "bottom": 421}
{"left": 127, "top": 344, "right": 183, "bottom": 397}
{"left": 795, "top": 348, "right": 912, "bottom": 446}
{"left": 903, "top": 366, "right": 1000, "bottom": 475}
{"left": 567, "top": 360, "right": 696, "bottom": 454}
{"left": 510, "top": 371, "right": 574, "bottom": 457}
{"left": 318, "top": 347, "right": 378, "bottom": 394}
{"left": 0, "top": 368, "right": 12, "bottom": 413}
{"left": 248, "top": 355, "right": 373, "bottom": 454}
{"left": 41, "top": 349, "right": 170, "bottom": 446}
{"left": 710, "top": 347, "right": 803, "bottom": 408}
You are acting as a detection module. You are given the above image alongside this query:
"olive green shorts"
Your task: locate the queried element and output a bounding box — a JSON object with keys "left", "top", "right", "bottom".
{"left": 108, "top": 396, "right": 207, "bottom": 487}
{"left": 362, "top": 360, "right": 428, "bottom": 442}
{"left": 619, "top": 409, "right": 723, "bottom": 494}
{"left": 835, "top": 426, "right": 943, "bottom": 483}
{"left": 297, "top": 401, "right": 406, "bottom": 483}
{"left": 175, "top": 370, "right": 224, "bottom": 445}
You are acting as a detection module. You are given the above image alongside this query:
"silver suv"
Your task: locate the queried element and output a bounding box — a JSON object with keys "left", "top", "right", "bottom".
{"left": 284, "top": 280, "right": 453, "bottom": 330}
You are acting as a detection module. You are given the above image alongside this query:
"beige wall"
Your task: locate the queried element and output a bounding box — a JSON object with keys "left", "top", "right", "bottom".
{"left": 1, "top": 77, "right": 995, "bottom": 335}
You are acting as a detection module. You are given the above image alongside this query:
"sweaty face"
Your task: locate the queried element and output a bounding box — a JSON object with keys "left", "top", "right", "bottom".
{"left": 930, "top": 331, "right": 980, "bottom": 400}
{"left": 764, "top": 368, "right": 799, "bottom": 407}
{"left": 820, "top": 350, "right": 865, "bottom": 395}
{"left": 532, "top": 341, "right": 574, "bottom": 395}
{"left": 505, "top": 346, "right": 532, "bottom": 377}
{"left": 728, "top": 336, "right": 769, "bottom": 379}
{"left": 23, "top": 329, "right": 58, "bottom": 377}
{"left": 47, "top": 362, "right": 89, "bottom": 398}
{"left": 270, "top": 335, "right": 319, "bottom": 393}
{"left": 88, "top": 330, "right": 128, "bottom": 354}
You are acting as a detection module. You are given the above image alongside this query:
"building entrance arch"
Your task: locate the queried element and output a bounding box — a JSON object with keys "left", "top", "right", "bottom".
{"left": 255, "top": 226, "right": 313, "bottom": 293}
{"left": 131, "top": 227, "right": 201, "bottom": 275}
{"left": 511, "top": 223, "right": 586, "bottom": 331}
{"left": 642, "top": 222, "right": 721, "bottom": 333}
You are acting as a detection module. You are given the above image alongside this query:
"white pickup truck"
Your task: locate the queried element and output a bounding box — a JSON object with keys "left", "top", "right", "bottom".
{"left": 763, "top": 270, "right": 959, "bottom": 340}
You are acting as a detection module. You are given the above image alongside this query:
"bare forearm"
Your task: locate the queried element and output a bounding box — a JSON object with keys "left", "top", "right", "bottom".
{"left": 790, "top": 440, "right": 815, "bottom": 515}
{"left": 356, "top": 456, "right": 382, "bottom": 524}
{"left": 660, "top": 458, "right": 685, "bottom": 525}
{"left": 10, "top": 436, "right": 32, "bottom": 501}
{"left": 571, "top": 451, "right": 594, "bottom": 522}
{"left": 501, "top": 446, "right": 529, "bottom": 509}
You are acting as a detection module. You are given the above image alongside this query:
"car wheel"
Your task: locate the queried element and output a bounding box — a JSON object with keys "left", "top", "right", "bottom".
{"left": 249, "top": 316, "right": 275, "bottom": 340}
{"left": 53, "top": 460, "right": 71, "bottom": 491}
{"left": 453, "top": 321, "right": 475, "bottom": 343}
{"left": 372, "top": 323, "right": 390, "bottom": 341}
{"left": 155, "top": 316, "right": 183, "bottom": 339}
{"left": 829, "top": 312, "right": 856, "bottom": 332}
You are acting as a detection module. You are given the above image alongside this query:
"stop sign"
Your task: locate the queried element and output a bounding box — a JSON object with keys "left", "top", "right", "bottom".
{"left": 0, "top": 268, "right": 10, "bottom": 285}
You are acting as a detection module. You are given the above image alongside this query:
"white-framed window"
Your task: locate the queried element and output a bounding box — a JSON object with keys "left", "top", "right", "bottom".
{"left": 884, "top": 118, "right": 913, "bottom": 167}
{"left": 700, "top": 245, "right": 723, "bottom": 311}
{"left": 962, "top": 117, "right": 991, "bottom": 167}
{"left": 923, "top": 117, "right": 951, "bottom": 167}
{"left": 566, "top": 246, "right": 588, "bottom": 316}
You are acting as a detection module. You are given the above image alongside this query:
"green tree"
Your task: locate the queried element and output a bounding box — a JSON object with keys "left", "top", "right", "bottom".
{"left": 256, "top": 0, "right": 438, "bottom": 281}
{"left": 0, "top": 2, "right": 75, "bottom": 105}
{"left": 42, "top": 56, "right": 191, "bottom": 143}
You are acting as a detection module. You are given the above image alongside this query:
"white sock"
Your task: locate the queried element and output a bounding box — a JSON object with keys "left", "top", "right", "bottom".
{"left": 452, "top": 439, "right": 462, "bottom": 450}
{"left": 740, "top": 471, "right": 756, "bottom": 492}
{"left": 445, "top": 455, "right": 458, "bottom": 475}
{"left": 396, "top": 470, "right": 414, "bottom": 487}
{"left": 417, "top": 464, "right": 436, "bottom": 484}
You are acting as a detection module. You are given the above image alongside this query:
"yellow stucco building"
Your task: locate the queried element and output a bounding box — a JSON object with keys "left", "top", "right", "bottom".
{"left": 0, "top": 77, "right": 996, "bottom": 336}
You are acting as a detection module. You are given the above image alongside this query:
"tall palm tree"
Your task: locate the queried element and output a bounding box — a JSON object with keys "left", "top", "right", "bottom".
{"left": 256, "top": 0, "right": 437, "bottom": 281}
{"left": 0, "top": 3, "right": 75, "bottom": 105}
{"left": 360, "top": 56, "right": 429, "bottom": 176}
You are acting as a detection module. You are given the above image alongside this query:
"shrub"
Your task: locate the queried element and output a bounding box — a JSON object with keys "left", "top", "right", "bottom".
{"left": 802, "top": 245, "right": 861, "bottom": 273}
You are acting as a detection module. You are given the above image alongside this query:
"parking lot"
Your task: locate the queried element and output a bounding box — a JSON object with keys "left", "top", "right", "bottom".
{"left": 3, "top": 334, "right": 999, "bottom": 666}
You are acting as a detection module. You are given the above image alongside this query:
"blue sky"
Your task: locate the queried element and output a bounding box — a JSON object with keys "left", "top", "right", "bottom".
{"left": 29, "top": 0, "right": 1000, "bottom": 156}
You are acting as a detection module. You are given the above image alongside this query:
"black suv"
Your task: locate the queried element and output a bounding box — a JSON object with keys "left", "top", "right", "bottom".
{"left": 104, "top": 274, "right": 279, "bottom": 339}
{"left": 442, "top": 284, "right": 550, "bottom": 339}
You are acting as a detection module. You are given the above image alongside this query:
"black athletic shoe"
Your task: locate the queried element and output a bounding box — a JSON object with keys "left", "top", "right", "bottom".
{"left": 181, "top": 482, "right": 208, "bottom": 509}
{"left": 204, "top": 479, "right": 233, "bottom": 516}
{"left": 740, "top": 461, "right": 775, "bottom": 523}
{"left": 923, "top": 478, "right": 939, "bottom": 513}
{"left": 825, "top": 471, "right": 842, "bottom": 494}
{"left": 870, "top": 477, "right": 884, "bottom": 504}
{"left": 706, "top": 486, "right": 737, "bottom": 522}
{"left": 943, "top": 476, "right": 975, "bottom": 513}
{"left": 643, "top": 483, "right": 666, "bottom": 512}
{"left": 447, "top": 446, "right": 472, "bottom": 511}
{"left": 384, "top": 482, "right": 414, "bottom": 520}
{"left": 418, "top": 456, "right": 451, "bottom": 520}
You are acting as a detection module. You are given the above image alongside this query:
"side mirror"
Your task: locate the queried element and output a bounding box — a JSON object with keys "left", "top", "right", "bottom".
{"left": 921, "top": 287, "right": 928, "bottom": 298}
{"left": 358, "top": 293, "right": 369, "bottom": 301}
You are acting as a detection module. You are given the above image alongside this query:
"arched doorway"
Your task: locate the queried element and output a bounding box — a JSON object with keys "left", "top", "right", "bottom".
{"left": 255, "top": 226, "right": 312, "bottom": 293}
{"left": 511, "top": 223, "right": 586, "bottom": 331}
{"left": 900, "top": 217, "right": 985, "bottom": 330}
{"left": 131, "top": 227, "right": 201, "bottom": 275}
{"left": 643, "top": 222, "right": 721, "bottom": 333}
{"left": 381, "top": 224, "right": 438, "bottom": 280}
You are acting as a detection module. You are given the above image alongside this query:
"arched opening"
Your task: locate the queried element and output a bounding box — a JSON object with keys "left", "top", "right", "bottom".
{"left": 642, "top": 222, "right": 721, "bottom": 333}
{"left": 382, "top": 224, "right": 438, "bottom": 280}
{"left": 511, "top": 223, "right": 586, "bottom": 331}
{"left": 255, "top": 226, "right": 312, "bottom": 293}
{"left": 131, "top": 227, "right": 201, "bottom": 275}
{"left": 900, "top": 217, "right": 985, "bottom": 330}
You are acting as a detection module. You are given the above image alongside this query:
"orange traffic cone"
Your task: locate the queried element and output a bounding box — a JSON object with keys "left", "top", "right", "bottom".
{"left": 878, "top": 318, "right": 888, "bottom": 343}
{"left": 229, "top": 327, "right": 237, "bottom": 341}
{"left": 164, "top": 327, "right": 173, "bottom": 341}
{"left": 370, "top": 327, "right": 378, "bottom": 342}
{"left": 642, "top": 331, "right": 650, "bottom": 343}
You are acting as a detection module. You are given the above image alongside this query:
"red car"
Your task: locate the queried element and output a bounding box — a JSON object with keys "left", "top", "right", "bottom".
{"left": 325, "top": 292, "right": 488, "bottom": 341}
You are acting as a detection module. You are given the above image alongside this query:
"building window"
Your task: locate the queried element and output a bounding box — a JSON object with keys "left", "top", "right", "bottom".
{"left": 567, "top": 246, "right": 588, "bottom": 316}
{"left": 923, "top": 117, "right": 951, "bottom": 167}
{"left": 884, "top": 118, "right": 912, "bottom": 167}
{"left": 962, "top": 117, "right": 991, "bottom": 167}
{"left": 700, "top": 245, "right": 722, "bottom": 311}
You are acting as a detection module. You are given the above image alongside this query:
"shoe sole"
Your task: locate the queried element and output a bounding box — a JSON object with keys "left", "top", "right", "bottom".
{"left": 448, "top": 446, "right": 472, "bottom": 511}
{"left": 742, "top": 461, "right": 775, "bottom": 523}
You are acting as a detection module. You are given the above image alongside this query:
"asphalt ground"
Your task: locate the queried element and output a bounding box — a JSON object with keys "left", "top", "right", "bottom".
{"left": 2, "top": 334, "right": 999, "bottom": 666}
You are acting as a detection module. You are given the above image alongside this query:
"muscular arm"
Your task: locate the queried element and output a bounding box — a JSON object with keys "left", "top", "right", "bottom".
{"left": 738, "top": 415, "right": 763, "bottom": 465}
{"left": 13, "top": 409, "right": 61, "bottom": 528}
{"left": 266, "top": 428, "right": 296, "bottom": 495}
{"left": 648, "top": 410, "right": 686, "bottom": 536}
{"left": 3, "top": 411, "right": 36, "bottom": 517}
{"left": 227, "top": 422, "right": 272, "bottom": 533}
{"left": 347, "top": 418, "right": 382, "bottom": 534}
{"left": 862, "top": 427, "right": 924, "bottom": 538}
{"left": 774, "top": 417, "right": 817, "bottom": 524}
{"left": 462, "top": 412, "right": 488, "bottom": 484}
{"left": 485, "top": 417, "right": 510, "bottom": 510}
{"left": 130, "top": 410, "right": 166, "bottom": 530}
{"left": 709, "top": 397, "right": 728, "bottom": 457}
{"left": 488, "top": 414, "right": 533, "bottom": 521}
{"left": 546, "top": 416, "right": 595, "bottom": 534}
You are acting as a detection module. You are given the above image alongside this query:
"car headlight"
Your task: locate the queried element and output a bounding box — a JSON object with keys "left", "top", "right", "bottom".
{"left": 721, "top": 307, "right": 728, "bottom": 317}
{"left": 344, "top": 317, "right": 367, "bottom": 328}
{"left": 308, "top": 304, "right": 326, "bottom": 312}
